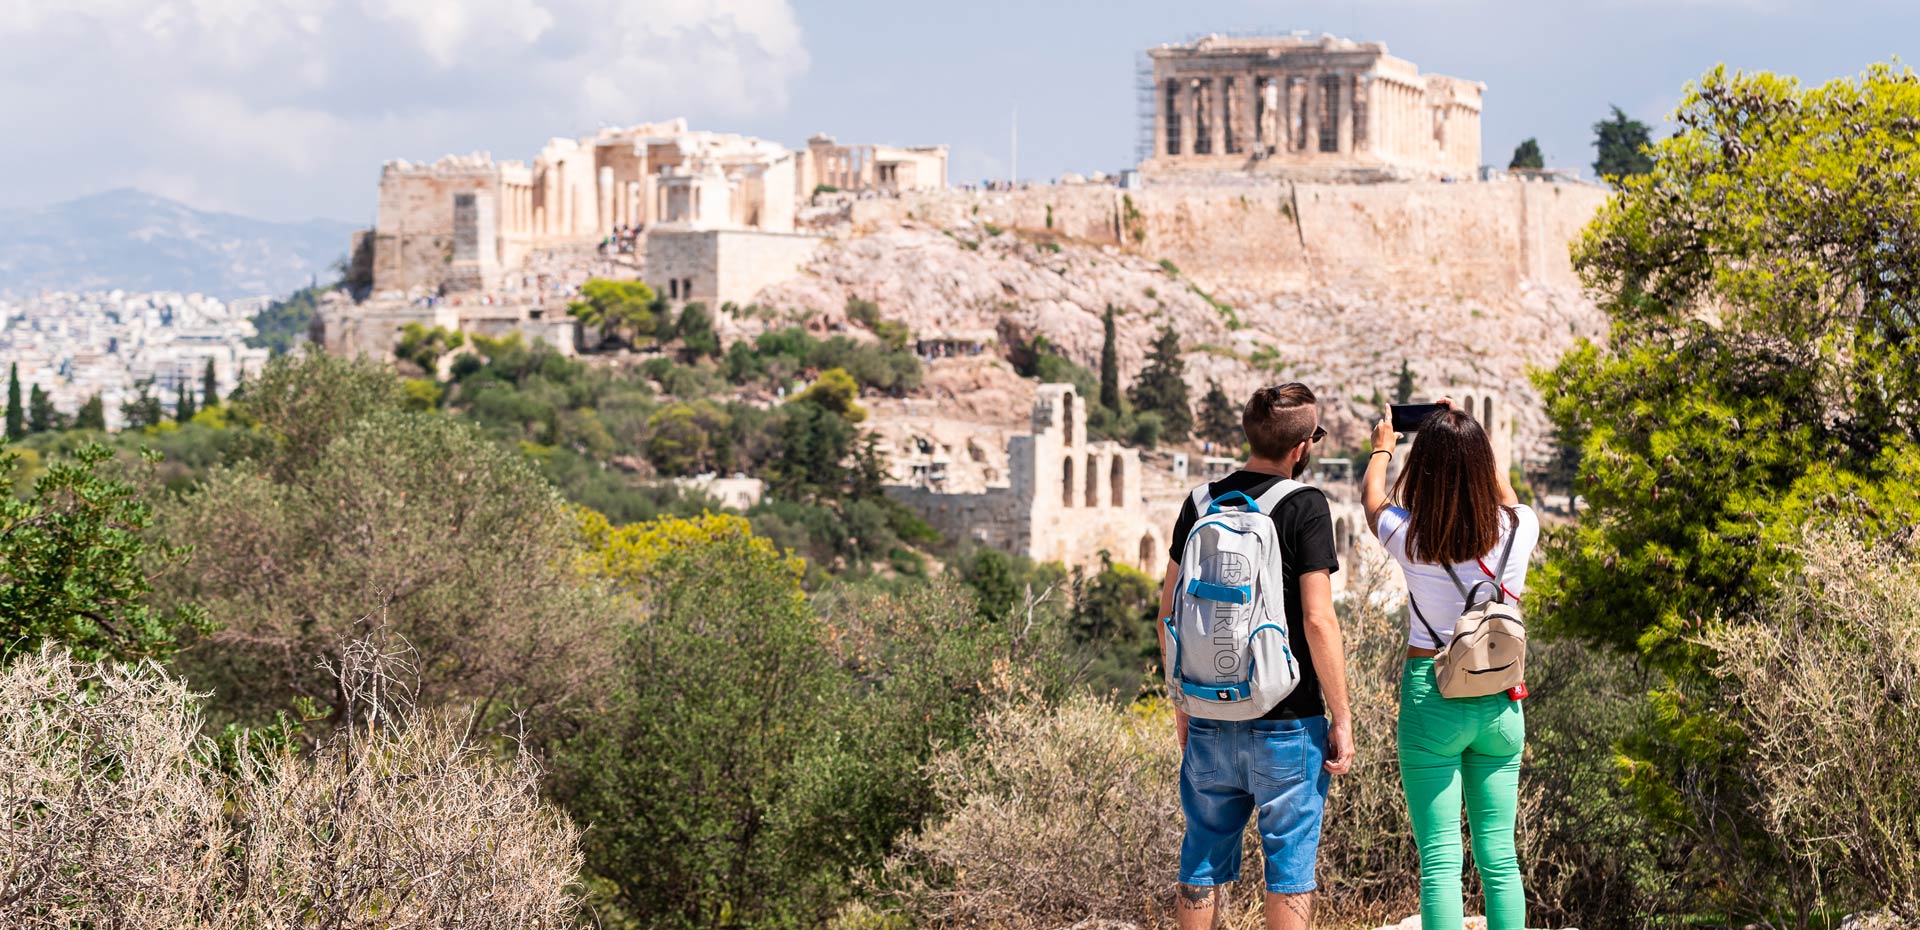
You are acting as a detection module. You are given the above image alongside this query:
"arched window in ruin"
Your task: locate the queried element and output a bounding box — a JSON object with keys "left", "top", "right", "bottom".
{"left": 1085, "top": 454, "right": 1099, "bottom": 507}
{"left": 1335, "top": 517, "right": 1350, "bottom": 556}
{"left": 1139, "top": 533, "right": 1158, "bottom": 571}
{"left": 1483, "top": 396, "right": 1494, "bottom": 428}
{"left": 1062, "top": 391, "right": 1076, "bottom": 446}
{"left": 1462, "top": 394, "right": 1476, "bottom": 422}
{"left": 1062, "top": 456, "right": 1075, "bottom": 508}
{"left": 1111, "top": 456, "right": 1125, "bottom": 507}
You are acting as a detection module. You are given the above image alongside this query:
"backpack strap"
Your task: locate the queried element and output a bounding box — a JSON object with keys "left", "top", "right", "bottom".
{"left": 1408, "top": 593, "right": 1449, "bottom": 649}
{"left": 1487, "top": 511, "right": 1521, "bottom": 604}
{"left": 1252, "top": 478, "right": 1305, "bottom": 515}
{"left": 1189, "top": 483, "right": 1213, "bottom": 517}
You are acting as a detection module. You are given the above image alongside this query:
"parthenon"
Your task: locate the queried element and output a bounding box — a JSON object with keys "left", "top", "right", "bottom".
{"left": 1140, "top": 33, "right": 1483, "bottom": 180}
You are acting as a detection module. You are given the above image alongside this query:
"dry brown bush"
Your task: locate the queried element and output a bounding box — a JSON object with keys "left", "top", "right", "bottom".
{"left": 0, "top": 648, "right": 228, "bottom": 927}
{"left": 1710, "top": 528, "right": 1920, "bottom": 920}
{"left": 0, "top": 647, "right": 584, "bottom": 929}
{"left": 878, "top": 692, "right": 1186, "bottom": 930}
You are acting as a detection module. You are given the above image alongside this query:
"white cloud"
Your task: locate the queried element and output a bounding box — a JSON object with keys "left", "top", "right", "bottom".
{"left": 0, "top": 0, "right": 810, "bottom": 220}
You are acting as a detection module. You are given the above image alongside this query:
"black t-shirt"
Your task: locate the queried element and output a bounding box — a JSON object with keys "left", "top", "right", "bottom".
{"left": 1168, "top": 470, "right": 1341, "bottom": 720}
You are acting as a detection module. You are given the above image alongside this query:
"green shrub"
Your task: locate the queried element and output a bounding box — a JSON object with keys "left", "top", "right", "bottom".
{"left": 0, "top": 441, "right": 205, "bottom": 662}
{"left": 161, "top": 409, "right": 620, "bottom": 735}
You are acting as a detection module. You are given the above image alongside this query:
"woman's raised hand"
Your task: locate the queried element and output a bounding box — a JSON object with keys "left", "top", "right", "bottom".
{"left": 1372, "top": 414, "right": 1402, "bottom": 454}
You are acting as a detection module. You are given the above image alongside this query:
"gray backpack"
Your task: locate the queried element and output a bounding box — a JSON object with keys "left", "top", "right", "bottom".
{"left": 1160, "top": 480, "right": 1304, "bottom": 720}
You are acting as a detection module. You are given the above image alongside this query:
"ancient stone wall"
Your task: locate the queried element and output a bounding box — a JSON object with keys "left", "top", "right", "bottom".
{"left": 646, "top": 229, "right": 823, "bottom": 307}
{"left": 373, "top": 169, "right": 496, "bottom": 297}
{"left": 850, "top": 179, "right": 1607, "bottom": 296}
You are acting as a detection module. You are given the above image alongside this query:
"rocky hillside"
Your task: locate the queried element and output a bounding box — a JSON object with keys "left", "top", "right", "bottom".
{"left": 756, "top": 216, "right": 1603, "bottom": 460}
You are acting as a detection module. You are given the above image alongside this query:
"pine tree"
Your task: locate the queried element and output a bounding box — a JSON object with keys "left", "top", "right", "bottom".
{"left": 1127, "top": 326, "right": 1192, "bottom": 442}
{"left": 1197, "top": 380, "right": 1241, "bottom": 449}
{"left": 5, "top": 363, "right": 22, "bottom": 440}
{"left": 75, "top": 395, "right": 107, "bottom": 431}
{"left": 26, "top": 385, "right": 59, "bottom": 433}
{"left": 1592, "top": 105, "right": 1654, "bottom": 182}
{"left": 1509, "top": 137, "right": 1545, "bottom": 170}
{"left": 1394, "top": 359, "right": 1416, "bottom": 405}
{"left": 1099, "top": 305, "right": 1121, "bottom": 413}
{"left": 201, "top": 357, "right": 219, "bottom": 410}
{"left": 174, "top": 379, "right": 196, "bottom": 423}
{"left": 121, "top": 381, "right": 164, "bottom": 430}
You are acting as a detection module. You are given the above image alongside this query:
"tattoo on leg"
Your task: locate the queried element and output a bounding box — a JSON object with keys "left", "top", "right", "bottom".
{"left": 1177, "top": 883, "right": 1215, "bottom": 911}
{"left": 1279, "top": 892, "right": 1312, "bottom": 925}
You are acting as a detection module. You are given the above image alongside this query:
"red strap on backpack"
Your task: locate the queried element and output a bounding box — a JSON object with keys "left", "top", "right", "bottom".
{"left": 1476, "top": 557, "right": 1518, "bottom": 602}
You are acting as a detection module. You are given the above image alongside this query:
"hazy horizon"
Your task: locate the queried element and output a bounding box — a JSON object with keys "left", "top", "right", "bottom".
{"left": 0, "top": 0, "right": 1909, "bottom": 224}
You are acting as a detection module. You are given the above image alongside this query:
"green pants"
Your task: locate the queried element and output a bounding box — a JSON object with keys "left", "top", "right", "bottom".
{"left": 1397, "top": 658, "right": 1525, "bottom": 930}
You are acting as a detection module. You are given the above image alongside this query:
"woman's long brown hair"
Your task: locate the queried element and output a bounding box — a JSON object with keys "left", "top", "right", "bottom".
{"left": 1390, "top": 408, "right": 1515, "bottom": 565}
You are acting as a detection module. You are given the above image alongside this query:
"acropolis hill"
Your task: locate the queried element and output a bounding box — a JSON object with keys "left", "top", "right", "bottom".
{"left": 315, "top": 32, "right": 1610, "bottom": 573}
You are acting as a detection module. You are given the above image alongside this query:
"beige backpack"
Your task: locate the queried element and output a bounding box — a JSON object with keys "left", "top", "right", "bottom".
{"left": 1409, "top": 526, "right": 1527, "bottom": 698}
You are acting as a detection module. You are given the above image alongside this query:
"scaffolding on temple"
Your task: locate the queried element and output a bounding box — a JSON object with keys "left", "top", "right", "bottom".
{"left": 1134, "top": 50, "right": 1156, "bottom": 166}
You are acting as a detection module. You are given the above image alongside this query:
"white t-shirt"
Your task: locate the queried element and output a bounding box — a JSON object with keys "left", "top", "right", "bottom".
{"left": 1376, "top": 504, "right": 1539, "bottom": 649}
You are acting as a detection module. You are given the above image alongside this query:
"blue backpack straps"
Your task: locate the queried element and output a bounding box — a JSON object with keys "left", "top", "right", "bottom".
{"left": 1206, "top": 489, "right": 1259, "bottom": 514}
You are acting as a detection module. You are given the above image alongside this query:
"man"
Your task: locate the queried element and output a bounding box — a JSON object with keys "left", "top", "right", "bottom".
{"left": 1158, "top": 382, "right": 1354, "bottom": 930}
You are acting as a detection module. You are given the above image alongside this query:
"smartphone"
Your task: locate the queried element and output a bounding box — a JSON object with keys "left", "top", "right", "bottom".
{"left": 1390, "top": 402, "right": 1446, "bottom": 433}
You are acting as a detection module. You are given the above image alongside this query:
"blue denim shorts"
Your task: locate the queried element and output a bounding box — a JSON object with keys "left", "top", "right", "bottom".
{"left": 1178, "top": 715, "right": 1330, "bottom": 894}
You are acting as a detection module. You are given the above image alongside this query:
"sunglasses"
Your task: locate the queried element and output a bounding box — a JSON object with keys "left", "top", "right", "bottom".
{"left": 1309, "top": 426, "right": 1326, "bottom": 444}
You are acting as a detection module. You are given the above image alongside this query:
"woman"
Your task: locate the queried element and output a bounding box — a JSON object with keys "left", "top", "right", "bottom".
{"left": 1362, "top": 399, "right": 1537, "bottom": 930}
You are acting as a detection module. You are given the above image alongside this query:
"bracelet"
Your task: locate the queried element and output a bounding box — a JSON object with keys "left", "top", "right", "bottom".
{"left": 1369, "top": 449, "right": 1392, "bottom": 460}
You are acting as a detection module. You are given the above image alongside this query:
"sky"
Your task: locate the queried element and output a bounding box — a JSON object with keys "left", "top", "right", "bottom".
{"left": 0, "top": 0, "right": 1911, "bottom": 224}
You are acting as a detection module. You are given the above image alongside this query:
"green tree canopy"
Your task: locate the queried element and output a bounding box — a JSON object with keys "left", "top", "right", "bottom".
{"left": 395, "top": 322, "right": 465, "bottom": 374}
{"left": 121, "top": 381, "right": 165, "bottom": 431}
{"left": 1592, "top": 104, "right": 1655, "bottom": 182}
{"left": 1537, "top": 63, "right": 1920, "bottom": 914}
{"left": 1127, "top": 326, "right": 1191, "bottom": 443}
{"left": 26, "top": 385, "right": 59, "bottom": 433}
{"left": 1196, "top": 379, "right": 1240, "bottom": 449}
{"left": 75, "top": 395, "right": 106, "bottom": 431}
{"left": 568, "top": 278, "right": 657, "bottom": 347}
{"left": 791, "top": 367, "right": 866, "bottom": 423}
{"left": 1509, "top": 137, "right": 1545, "bottom": 170}
{"left": 0, "top": 442, "right": 206, "bottom": 661}
{"left": 673, "top": 302, "right": 720, "bottom": 360}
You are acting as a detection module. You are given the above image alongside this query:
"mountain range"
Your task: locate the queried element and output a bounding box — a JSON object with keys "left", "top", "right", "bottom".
{"left": 0, "top": 189, "right": 360, "bottom": 301}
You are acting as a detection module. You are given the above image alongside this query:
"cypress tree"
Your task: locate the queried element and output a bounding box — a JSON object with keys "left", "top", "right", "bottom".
{"left": 1127, "top": 326, "right": 1192, "bottom": 442}
{"left": 201, "top": 357, "right": 219, "bottom": 409}
{"left": 1394, "top": 359, "right": 1416, "bottom": 405}
{"left": 5, "top": 363, "right": 22, "bottom": 440}
{"left": 174, "top": 379, "right": 196, "bottom": 423}
{"left": 1099, "top": 305, "right": 1121, "bottom": 413}
{"left": 75, "top": 395, "right": 107, "bottom": 431}
{"left": 26, "top": 385, "right": 58, "bottom": 433}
